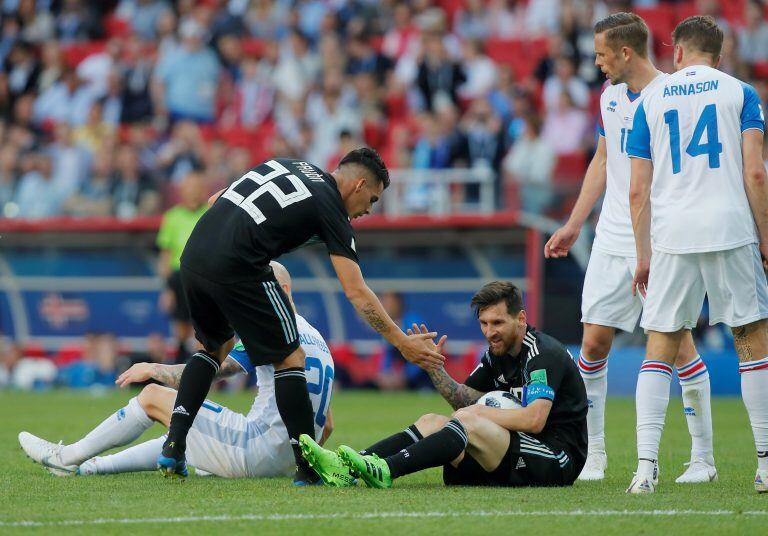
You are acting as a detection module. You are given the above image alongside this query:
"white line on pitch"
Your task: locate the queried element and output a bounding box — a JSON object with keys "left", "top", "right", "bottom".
{"left": 1, "top": 510, "right": 767, "bottom": 527}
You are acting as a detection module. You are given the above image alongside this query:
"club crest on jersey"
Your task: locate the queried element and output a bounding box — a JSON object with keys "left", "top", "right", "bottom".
{"left": 607, "top": 100, "right": 617, "bottom": 112}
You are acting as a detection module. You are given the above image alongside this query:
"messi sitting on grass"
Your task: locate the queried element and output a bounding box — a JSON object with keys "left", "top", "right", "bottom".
{"left": 301, "top": 281, "right": 588, "bottom": 488}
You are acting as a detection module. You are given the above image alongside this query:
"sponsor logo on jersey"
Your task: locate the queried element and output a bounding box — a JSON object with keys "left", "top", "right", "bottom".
{"left": 607, "top": 100, "right": 617, "bottom": 112}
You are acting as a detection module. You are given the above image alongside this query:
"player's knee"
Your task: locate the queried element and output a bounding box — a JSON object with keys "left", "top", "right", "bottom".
{"left": 137, "top": 383, "right": 163, "bottom": 413}
{"left": 451, "top": 407, "right": 479, "bottom": 433}
{"left": 414, "top": 413, "right": 449, "bottom": 435}
{"left": 581, "top": 338, "right": 610, "bottom": 361}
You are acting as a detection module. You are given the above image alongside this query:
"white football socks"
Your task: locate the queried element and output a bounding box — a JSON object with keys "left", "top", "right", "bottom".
{"left": 739, "top": 358, "right": 768, "bottom": 470}
{"left": 60, "top": 397, "right": 154, "bottom": 466}
{"left": 578, "top": 352, "right": 608, "bottom": 455}
{"left": 636, "top": 360, "right": 673, "bottom": 467}
{"left": 82, "top": 437, "right": 164, "bottom": 475}
{"left": 676, "top": 356, "right": 714, "bottom": 465}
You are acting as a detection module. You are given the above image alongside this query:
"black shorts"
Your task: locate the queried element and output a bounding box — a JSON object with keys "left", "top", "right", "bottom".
{"left": 167, "top": 270, "right": 191, "bottom": 322}
{"left": 443, "top": 431, "right": 580, "bottom": 488}
{"left": 179, "top": 264, "right": 300, "bottom": 365}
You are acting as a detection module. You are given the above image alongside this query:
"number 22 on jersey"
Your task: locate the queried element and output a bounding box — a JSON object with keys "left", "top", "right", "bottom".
{"left": 222, "top": 160, "right": 312, "bottom": 224}
{"left": 663, "top": 104, "right": 723, "bottom": 174}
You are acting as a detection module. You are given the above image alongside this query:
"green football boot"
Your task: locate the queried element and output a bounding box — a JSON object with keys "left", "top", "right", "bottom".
{"left": 337, "top": 445, "right": 392, "bottom": 489}
{"left": 298, "top": 434, "right": 356, "bottom": 487}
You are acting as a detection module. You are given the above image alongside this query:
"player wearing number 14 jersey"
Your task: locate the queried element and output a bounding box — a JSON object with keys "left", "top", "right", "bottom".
{"left": 160, "top": 148, "right": 444, "bottom": 483}
{"left": 627, "top": 16, "right": 768, "bottom": 493}
{"left": 545, "top": 13, "right": 715, "bottom": 483}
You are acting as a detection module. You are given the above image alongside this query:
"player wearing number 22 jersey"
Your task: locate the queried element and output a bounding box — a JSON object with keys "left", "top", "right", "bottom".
{"left": 161, "top": 148, "right": 442, "bottom": 484}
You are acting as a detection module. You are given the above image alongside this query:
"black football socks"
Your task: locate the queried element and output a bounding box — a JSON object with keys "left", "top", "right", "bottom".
{"left": 361, "top": 424, "right": 423, "bottom": 457}
{"left": 384, "top": 419, "right": 468, "bottom": 478}
{"left": 163, "top": 351, "right": 220, "bottom": 458}
{"left": 274, "top": 367, "right": 318, "bottom": 478}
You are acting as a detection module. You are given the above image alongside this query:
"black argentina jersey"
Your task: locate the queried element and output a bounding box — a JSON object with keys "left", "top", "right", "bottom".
{"left": 181, "top": 159, "right": 358, "bottom": 282}
{"left": 464, "top": 327, "right": 588, "bottom": 465}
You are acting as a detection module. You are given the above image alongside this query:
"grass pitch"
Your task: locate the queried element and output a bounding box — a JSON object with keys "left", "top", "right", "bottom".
{"left": 0, "top": 389, "right": 765, "bottom": 534}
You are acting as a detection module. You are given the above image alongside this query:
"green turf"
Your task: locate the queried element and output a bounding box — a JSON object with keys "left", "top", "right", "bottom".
{"left": 0, "top": 389, "right": 765, "bottom": 534}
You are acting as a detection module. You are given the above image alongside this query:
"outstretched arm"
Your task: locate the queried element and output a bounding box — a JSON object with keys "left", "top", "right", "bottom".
{"left": 544, "top": 136, "right": 607, "bottom": 258}
{"left": 427, "top": 367, "right": 485, "bottom": 410}
{"left": 330, "top": 254, "right": 445, "bottom": 369}
{"left": 116, "top": 356, "right": 245, "bottom": 389}
{"left": 407, "top": 323, "right": 483, "bottom": 409}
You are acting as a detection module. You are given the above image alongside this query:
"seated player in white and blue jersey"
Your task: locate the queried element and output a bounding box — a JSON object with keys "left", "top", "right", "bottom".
{"left": 18, "top": 262, "right": 338, "bottom": 480}
{"left": 626, "top": 16, "right": 768, "bottom": 493}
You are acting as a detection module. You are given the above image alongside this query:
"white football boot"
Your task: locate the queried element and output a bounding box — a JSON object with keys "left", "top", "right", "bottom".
{"left": 675, "top": 458, "right": 718, "bottom": 484}
{"left": 627, "top": 460, "right": 659, "bottom": 494}
{"left": 578, "top": 451, "right": 607, "bottom": 481}
{"left": 754, "top": 469, "right": 768, "bottom": 493}
{"left": 18, "top": 431, "right": 77, "bottom": 476}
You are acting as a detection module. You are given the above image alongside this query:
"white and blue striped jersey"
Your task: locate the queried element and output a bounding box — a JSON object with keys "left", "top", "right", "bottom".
{"left": 228, "top": 313, "right": 335, "bottom": 440}
{"left": 594, "top": 74, "right": 667, "bottom": 256}
{"left": 627, "top": 64, "right": 765, "bottom": 254}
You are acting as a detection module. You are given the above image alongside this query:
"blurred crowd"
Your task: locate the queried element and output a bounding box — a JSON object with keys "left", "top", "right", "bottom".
{"left": 0, "top": 0, "right": 764, "bottom": 220}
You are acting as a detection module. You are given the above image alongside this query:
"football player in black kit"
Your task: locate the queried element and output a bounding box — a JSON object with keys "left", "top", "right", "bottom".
{"left": 158, "top": 148, "right": 445, "bottom": 483}
{"left": 300, "top": 281, "right": 587, "bottom": 488}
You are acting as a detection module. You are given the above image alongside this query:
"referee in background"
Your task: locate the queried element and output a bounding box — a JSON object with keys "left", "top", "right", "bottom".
{"left": 157, "top": 172, "right": 208, "bottom": 364}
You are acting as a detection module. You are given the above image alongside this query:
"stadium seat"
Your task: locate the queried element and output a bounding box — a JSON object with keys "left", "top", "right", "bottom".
{"left": 103, "top": 15, "right": 132, "bottom": 38}
{"left": 22, "top": 343, "right": 47, "bottom": 359}
{"left": 62, "top": 41, "right": 106, "bottom": 68}
{"left": 52, "top": 345, "right": 84, "bottom": 367}
{"left": 486, "top": 38, "right": 547, "bottom": 81}
{"left": 241, "top": 38, "right": 265, "bottom": 58}
{"left": 553, "top": 152, "right": 587, "bottom": 186}
{"left": 436, "top": 0, "right": 465, "bottom": 26}
{"left": 752, "top": 62, "right": 768, "bottom": 80}
{"left": 635, "top": 6, "right": 675, "bottom": 57}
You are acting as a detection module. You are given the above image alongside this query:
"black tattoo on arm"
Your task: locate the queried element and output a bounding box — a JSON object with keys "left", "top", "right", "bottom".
{"left": 152, "top": 357, "right": 245, "bottom": 389}
{"left": 361, "top": 303, "right": 389, "bottom": 334}
{"left": 427, "top": 367, "right": 484, "bottom": 410}
{"left": 151, "top": 364, "right": 185, "bottom": 389}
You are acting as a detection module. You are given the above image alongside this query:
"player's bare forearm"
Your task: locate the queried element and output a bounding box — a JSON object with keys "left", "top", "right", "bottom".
{"left": 151, "top": 357, "right": 243, "bottom": 389}
{"left": 427, "top": 367, "right": 484, "bottom": 410}
{"left": 350, "top": 288, "right": 403, "bottom": 344}
{"left": 471, "top": 400, "right": 552, "bottom": 434}
{"left": 629, "top": 157, "right": 653, "bottom": 261}
{"left": 566, "top": 136, "right": 607, "bottom": 228}
{"left": 742, "top": 130, "right": 768, "bottom": 243}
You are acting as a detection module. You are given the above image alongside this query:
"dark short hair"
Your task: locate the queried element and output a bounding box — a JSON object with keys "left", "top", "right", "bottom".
{"left": 594, "top": 12, "right": 649, "bottom": 58}
{"left": 471, "top": 281, "right": 524, "bottom": 317}
{"left": 338, "top": 147, "right": 390, "bottom": 189}
{"left": 672, "top": 15, "right": 723, "bottom": 59}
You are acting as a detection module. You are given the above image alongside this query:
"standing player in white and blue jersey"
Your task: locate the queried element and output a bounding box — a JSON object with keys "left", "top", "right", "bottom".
{"left": 627, "top": 16, "right": 768, "bottom": 494}
{"left": 18, "top": 262, "right": 343, "bottom": 482}
{"left": 546, "top": 13, "right": 715, "bottom": 483}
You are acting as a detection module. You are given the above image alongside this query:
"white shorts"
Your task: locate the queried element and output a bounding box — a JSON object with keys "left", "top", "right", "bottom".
{"left": 641, "top": 244, "right": 768, "bottom": 332}
{"left": 186, "top": 400, "right": 293, "bottom": 478}
{"left": 581, "top": 250, "right": 643, "bottom": 333}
